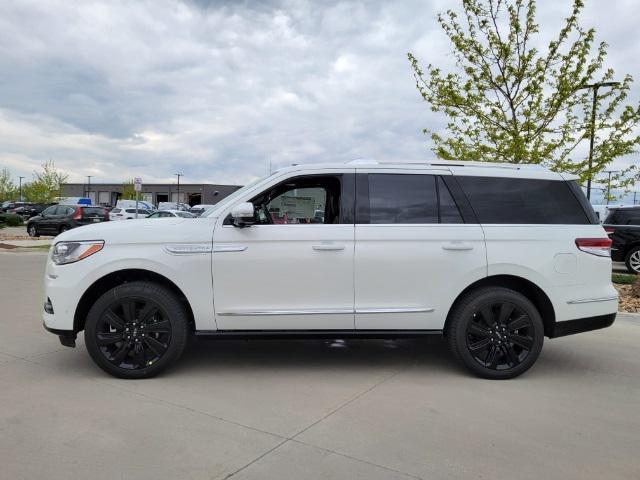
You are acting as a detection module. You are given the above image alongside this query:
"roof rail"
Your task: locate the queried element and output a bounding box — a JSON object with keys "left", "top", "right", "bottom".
{"left": 346, "top": 159, "right": 547, "bottom": 170}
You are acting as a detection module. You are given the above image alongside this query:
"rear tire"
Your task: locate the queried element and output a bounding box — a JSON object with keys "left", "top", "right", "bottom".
{"left": 84, "top": 281, "right": 189, "bottom": 379}
{"left": 59, "top": 224, "right": 70, "bottom": 234}
{"left": 446, "top": 287, "right": 544, "bottom": 379}
{"left": 27, "top": 224, "right": 39, "bottom": 237}
{"left": 624, "top": 247, "right": 640, "bottom": 274}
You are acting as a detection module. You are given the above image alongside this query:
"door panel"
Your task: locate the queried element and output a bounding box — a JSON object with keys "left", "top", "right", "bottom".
{"left": 212, "top": 224, "right": 354, "bottom": 330}
{"left": 354, "top": 224, "right": 486, "bottom": 329}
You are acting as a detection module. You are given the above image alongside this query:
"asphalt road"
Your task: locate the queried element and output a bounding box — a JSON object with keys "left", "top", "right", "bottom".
{"left": 1, "top": 252, "right": 639, "bottom": 480}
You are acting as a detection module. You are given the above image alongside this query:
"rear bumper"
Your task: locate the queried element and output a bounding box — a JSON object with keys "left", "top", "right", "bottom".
{"left": 549, "top": 313, "right": 616, "bottom": 338}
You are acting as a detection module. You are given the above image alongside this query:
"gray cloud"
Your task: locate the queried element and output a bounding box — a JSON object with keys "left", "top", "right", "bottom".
{"left": 0, "top": 0, "right": 638, "bottom": 202}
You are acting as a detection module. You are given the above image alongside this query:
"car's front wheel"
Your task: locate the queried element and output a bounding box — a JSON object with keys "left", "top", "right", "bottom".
{"left": 84, "top": 281, "right": 189, "bottom": 378}
{"left": 624, "top": 247, "right": 640, "bottom": 274}
{"left": 27, "top": 224, "right": 39, "bottom": 237}
{"left": 446, "top": 287, "right": 544, "bottom": 379}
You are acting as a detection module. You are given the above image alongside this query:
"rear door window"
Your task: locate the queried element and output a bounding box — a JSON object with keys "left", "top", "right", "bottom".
{"left": 368, "top": 174, "right": 438, "bottom": 224}
{"left": 456, "top": 176, "right": 591, "bottom": 224}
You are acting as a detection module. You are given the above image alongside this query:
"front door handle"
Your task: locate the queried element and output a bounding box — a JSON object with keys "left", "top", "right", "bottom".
{"left": 312, "top": 243, "right": 345, "bottom": 251}
{"left": 442, "top": 242, "right": 474, "bottom": 251}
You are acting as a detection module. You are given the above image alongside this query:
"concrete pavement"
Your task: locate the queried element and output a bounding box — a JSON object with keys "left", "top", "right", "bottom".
{"left": 0, "top": 253, "right": 639, "bottom": 479}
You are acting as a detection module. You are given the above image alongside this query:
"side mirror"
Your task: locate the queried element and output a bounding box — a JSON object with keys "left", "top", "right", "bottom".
{"left": 230, "top": 202, "right": 255, "bottom": 227}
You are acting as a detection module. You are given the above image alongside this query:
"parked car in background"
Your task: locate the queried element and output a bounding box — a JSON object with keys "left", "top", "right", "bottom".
{"left": 109, "top": 208, "right": 152, "bottom": 220}
{"left": 59, "top": 197, "right": 92, "bottom": 206}
{"left": 158, "top": 202, "right": 190, "bottom": 211}
{"left": 604, "top": 206, "right": 640, "bottom": 273}
{"left": 42, "top": 160, "right": 616, "bottom": 380}
{"left": 115, "top": 200, "right": 155, "bottom": 211}
{"left": 147, "top": 210, "right": 195, "bottom": 219}
{"left": 189, "top": 204, "right": 216, "bottom": 216}
{"left": 1, "top": 201, "right": 31, "bottom": 213}
{"left": 27, "top": 205, "right": 108, "bottom": 236}
{"left": 13, "top": 203, "right": 55, "bottom": 220}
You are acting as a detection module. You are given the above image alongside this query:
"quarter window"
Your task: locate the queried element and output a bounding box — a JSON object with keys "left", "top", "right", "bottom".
{"left": 456, "top": 176, "right": 590, "bottom": 224}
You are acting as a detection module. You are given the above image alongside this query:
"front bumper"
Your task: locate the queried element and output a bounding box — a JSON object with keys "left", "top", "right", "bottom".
{"left": 43, "top": 322, "right": 77, "bottom": 348}
{"left": 549, "top": 313, "right": 616, "bottom": 338}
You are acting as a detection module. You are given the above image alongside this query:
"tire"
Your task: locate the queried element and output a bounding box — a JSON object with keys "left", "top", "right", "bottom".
{"left": 27, "top": 224, "right": 39, "bottom": 237}
{"left": 624, "top": 247, "right": 640, "bottom": 274}
{"left": 84, "top": 281, "right": 189, "bottom": 379}
{"left": 59, "top": 224, "right": 70, "bottom": 234}
{"left": 446, "top": 287, "right": 544, "bottom": 380}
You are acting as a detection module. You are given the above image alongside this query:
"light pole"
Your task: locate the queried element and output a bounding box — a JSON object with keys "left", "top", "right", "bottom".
{"left": 578, "top": 81, "right": 620, "bottom": 200}
{"left": 18, "top": 176, "right": 25, "bottom": 202}
{"left": 603, "top": 170, "right": 619, "bottom": 205}
{"left": 174, "top": 173, "right": 182, "bottom": 207}
{"left": 86, "top": 175, "right": 92, "bottom": 203}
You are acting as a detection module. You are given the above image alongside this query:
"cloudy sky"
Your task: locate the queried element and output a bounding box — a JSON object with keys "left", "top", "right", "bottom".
{"left": 0, "top": 0, "right": 638, "bottom": 201}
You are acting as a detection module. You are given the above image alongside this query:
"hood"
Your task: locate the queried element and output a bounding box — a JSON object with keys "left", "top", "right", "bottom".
{"left": 54, "top": 217, "right": 216, "bottom": 245}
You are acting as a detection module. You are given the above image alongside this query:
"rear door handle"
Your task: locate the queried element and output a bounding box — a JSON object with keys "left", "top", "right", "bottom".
{"left": 442, "top": 242, "right": 474, "bottom": 251}
{"left": 312, "top": 243, "right": 345, "bottom": 251}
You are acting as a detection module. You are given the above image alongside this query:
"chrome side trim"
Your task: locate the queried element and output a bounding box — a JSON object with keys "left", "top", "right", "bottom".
{"left": 355, "top": 307, "right": 435, "bottom": 314}
{"left": 213, "top": 244, "right": 248, "bottom": 253}
{"left": 566, "top": 295, "right": 619, "bottom": 305}
{"left": 217, "top": 307, "right": 434, "bottom": 316}
{"left": 217, "top": 308, "right": 353, "bottom": 316}
{"left": 164, "top": 244, "right": 212, "bottom": 255}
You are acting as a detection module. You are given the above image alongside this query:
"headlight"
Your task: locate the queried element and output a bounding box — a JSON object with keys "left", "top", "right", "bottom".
{"left": 52, "top": 241, "right": 104, "bottom": 265}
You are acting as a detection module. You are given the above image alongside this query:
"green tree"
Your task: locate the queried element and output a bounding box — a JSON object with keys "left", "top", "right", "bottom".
{"left": 408, "top": 0, "right": 640, "bottom": 193}
{"left": 121, "top": 179, "right": 137, "bottom": 200}
{"left": 0, "top": 168, "right": 17, "bottom": 201}
{"left": 22, "top": 160, "right": 69, "bottom": 203}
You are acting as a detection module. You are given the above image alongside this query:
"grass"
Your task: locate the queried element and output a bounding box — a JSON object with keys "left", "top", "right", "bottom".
{"left": 612, "top": 273, "right": 636, "bottom": 285}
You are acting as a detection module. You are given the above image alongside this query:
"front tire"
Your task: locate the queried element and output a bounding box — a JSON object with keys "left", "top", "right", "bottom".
{"left": 624, "top": 247, "right": 640, "bottom": 274}
{"left": 446, "top": 287, "right": 544, "bottom": 379}
{"left": 84, "top": 281, "right": 189, "bottom": 379}
{"left": 27, "top": 224, "right": 39, "bottom": 237}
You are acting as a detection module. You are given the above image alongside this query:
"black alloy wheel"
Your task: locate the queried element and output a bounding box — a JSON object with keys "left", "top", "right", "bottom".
{"left": 27, "top": 224, "right": 38, "bottom": 237}
{"left": 465, "top": 303, "right": 534, "bottom": 371}
{"left": 85, "top": 281, "right": 189, "bottom": 378}
{"left": 95, "top": 298, "right": 172, "bottom": 370}
{"left": 447, "top": 287, "right": 544, "bottom": 379}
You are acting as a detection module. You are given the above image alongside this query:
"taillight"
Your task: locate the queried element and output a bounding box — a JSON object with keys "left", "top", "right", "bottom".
{"left": 73, "top": 207, "right": 82, "bottom": 220}
{"left": 575, "top": 238, "right": 612, "bottom": 257}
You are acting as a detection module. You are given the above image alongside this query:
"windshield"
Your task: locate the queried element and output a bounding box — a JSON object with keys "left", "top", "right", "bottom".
{"left": 201, "top": 174, "right": 273, "bottom": 217}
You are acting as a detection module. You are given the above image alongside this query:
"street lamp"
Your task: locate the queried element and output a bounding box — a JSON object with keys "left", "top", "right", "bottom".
{"left": 174, "top": 173, "right": 183, "bottom": 206}
{"left": 86, "top": 175, "right": 92, "bottom": 202}
{"left": 577, "top": 81, "right": 621, "bottom": 200}
{"left": 18, "top": 176, "right": 25, "bottom": 202}
{"left": 603, "top": 170, "right": 619, "bottom": 206}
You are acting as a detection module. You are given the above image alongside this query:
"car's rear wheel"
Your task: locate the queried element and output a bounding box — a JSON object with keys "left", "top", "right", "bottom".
{"left": 27, "top": 224, "right": 39, "bottom": 237}
{"left": 59, "top": 224, "right": 70, "bottom": 234}
{"left": 84, "top": 281, "right": 189, "bottom": 379}
{"left": 446, "top": 287, "right": 544, "bottom": 379}
{"left": 624, "top": 247, "right": 640, "bottom": 274}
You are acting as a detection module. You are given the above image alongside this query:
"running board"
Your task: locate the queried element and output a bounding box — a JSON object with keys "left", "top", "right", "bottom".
{"left": 194, "top": 329, "right": 443, "bottom": 340}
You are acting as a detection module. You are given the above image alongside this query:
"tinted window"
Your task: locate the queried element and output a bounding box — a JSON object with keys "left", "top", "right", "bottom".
{"left": 368, "top": 174, "right": 438, "bottom": 224}
{"left": 42, "top": 206, "right": 57, "bottom": 215}
{"left": 605, "top": 209, "right": 640, "bottom": 225}
{"left": 82, "top": 207, "right": 104, "bottom": 216}
{"left": 456, "top": 176, "right": 590, "bottom": 224}
{"left": 438, "top": 177, "right": 463, "bottom": 223}
{"left": 60, "top": 206, "right": 75, "bottom": 216}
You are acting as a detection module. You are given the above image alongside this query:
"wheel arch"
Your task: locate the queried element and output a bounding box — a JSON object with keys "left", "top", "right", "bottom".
{"left": 73, "top": 268, "right": 195, "bottom": 333}
{"left": 444, "top": 274, "right": 556, "bottom": 337}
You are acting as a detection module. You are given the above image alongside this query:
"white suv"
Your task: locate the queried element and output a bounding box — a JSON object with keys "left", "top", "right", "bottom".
{"left": 42, "top": 161, "right": 617, "bottom": 379}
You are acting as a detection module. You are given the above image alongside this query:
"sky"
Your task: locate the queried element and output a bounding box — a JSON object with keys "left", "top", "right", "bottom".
{"left": 0, "top": 0, "right": 639, "bottom": 203}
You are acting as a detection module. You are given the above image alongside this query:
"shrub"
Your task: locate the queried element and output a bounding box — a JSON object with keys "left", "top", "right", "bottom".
{"left": 0, "top": 213, "right": 23, "bottom": 227}
{"left": 612, "top": 273, "right": 636, "bottom": 285}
